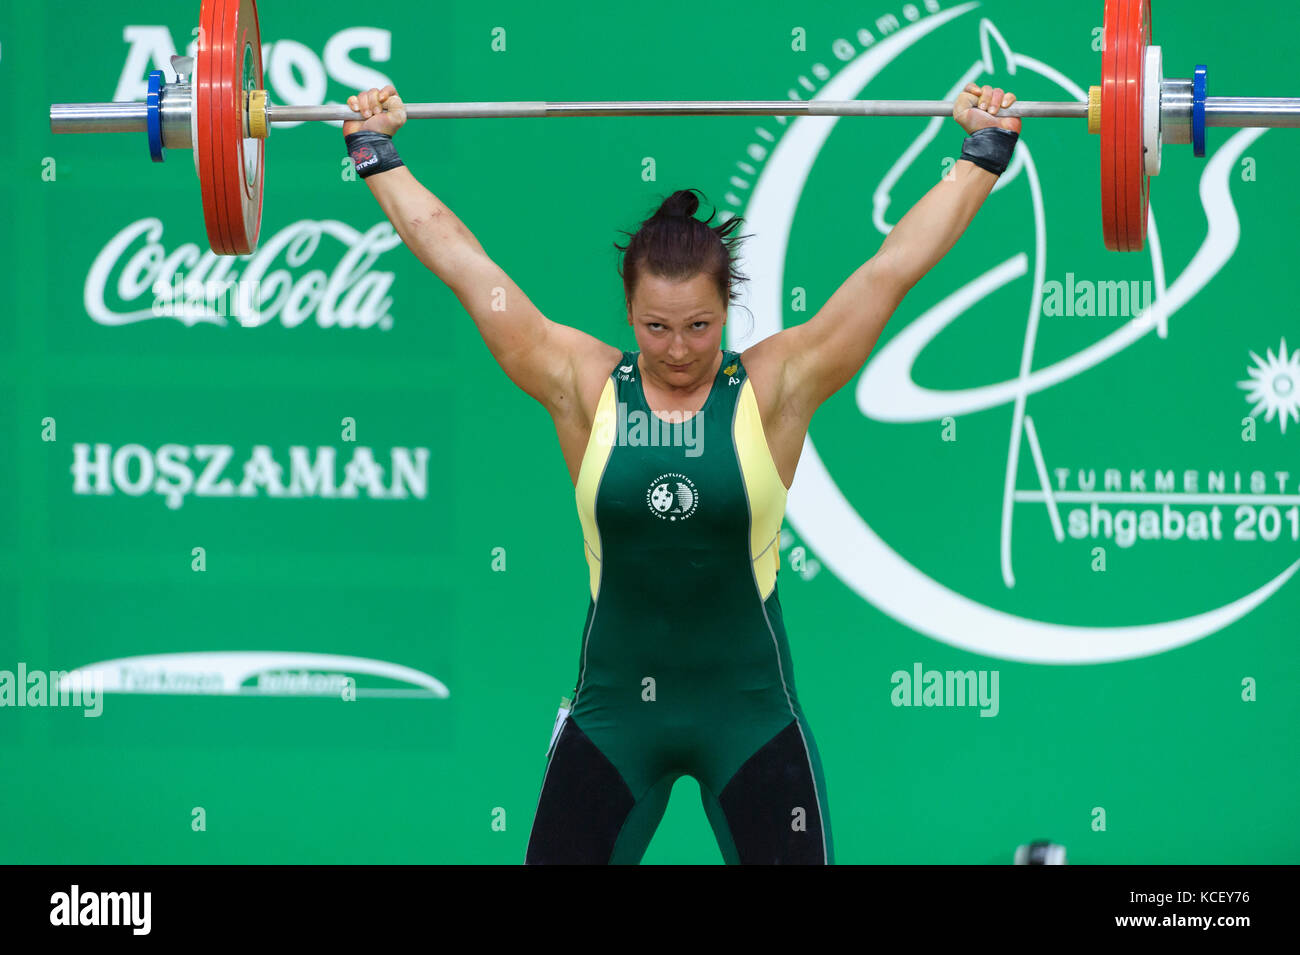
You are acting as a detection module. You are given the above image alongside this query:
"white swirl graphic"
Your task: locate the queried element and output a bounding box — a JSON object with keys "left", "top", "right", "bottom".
{"left": 730, "top": 6, "right": 1298, "bottom": 663}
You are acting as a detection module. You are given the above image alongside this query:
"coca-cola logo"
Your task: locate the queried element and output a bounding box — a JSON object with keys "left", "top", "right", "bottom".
{"left": 85, "top": 218, "right": 403, "bottom": 329}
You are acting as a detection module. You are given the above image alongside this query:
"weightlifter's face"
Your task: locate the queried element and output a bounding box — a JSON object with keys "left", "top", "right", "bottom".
{"left": 627, "top": 271, "right": 726, "bottom": 391}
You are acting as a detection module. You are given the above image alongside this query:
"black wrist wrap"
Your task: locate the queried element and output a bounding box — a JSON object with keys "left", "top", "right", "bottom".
{"left": 960, "top": 127, "right": 1019, "bottom": 176}
{"left": 345, "top": 131, "right": 404, "bottom": 179}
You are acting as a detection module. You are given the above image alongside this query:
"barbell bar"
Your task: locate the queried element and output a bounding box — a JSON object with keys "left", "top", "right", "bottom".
{"left": 47, "top": 0, "right": 1300, "bottom": 254}
{"left": 52, "top": 97, "right": 1300, "bottom": 127}
{"left": 55, "top": 98, "right": 1300, "bottom": 126}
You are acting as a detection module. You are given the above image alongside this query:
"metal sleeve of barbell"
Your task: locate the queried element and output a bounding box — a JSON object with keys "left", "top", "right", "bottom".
{"left": 1203, "top": 97, "right": 1300, "bottom": 127}
{"left": 49, "top": 102, "right": 149, "bottom": 133}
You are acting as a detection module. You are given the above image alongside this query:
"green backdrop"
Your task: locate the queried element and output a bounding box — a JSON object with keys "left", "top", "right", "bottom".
{"left": 2, "top": 0, "right": 1296, "bottom": 863}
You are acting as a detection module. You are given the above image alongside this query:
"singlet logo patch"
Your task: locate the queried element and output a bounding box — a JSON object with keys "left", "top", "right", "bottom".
{"left": 646, "top": 473, "right": 699, "bottom": 521}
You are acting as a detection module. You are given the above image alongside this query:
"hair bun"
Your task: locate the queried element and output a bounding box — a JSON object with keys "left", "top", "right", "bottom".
{"left": 658, "top": 189, "right": 701, "bottom": 220}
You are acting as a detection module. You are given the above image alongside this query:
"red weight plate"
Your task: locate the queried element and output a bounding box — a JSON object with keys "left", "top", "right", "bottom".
{"left": 197, "top": 0, "right": 221, "bottom": 252}
{"left": 1117, "top": 0, "right": 1134, "bottom": 251}
{"left": 197, "top": 0, "right": 263, "bottom": 255}
{"left": 198, "top": 0, "right": 232, "bottom": 253}
{"left": 213, "top": 0, "right": 233, "bottom": 253}
{"left": 1102, "top": 0, "right": 1150, "bottom": 252}
{"left": 234, "top": 0, "right": 263, "bottom": 251}
{"left": 1100, "top": 0, "right": 1121, "bottom": 250}
{"left": 246, "top": 0, "right": 265, "bottom": 249}
{"left": 1123, "top": 0, "right": 1151, "bottom": 250}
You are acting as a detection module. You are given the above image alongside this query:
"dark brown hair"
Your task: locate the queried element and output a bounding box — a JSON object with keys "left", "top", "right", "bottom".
{"left": 614, "top": 189, "right": 752, "bottom": 329}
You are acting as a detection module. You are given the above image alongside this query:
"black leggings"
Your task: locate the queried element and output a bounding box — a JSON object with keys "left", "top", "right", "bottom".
{"left": 525, "top": 716, "right": 833, "bottom": 864}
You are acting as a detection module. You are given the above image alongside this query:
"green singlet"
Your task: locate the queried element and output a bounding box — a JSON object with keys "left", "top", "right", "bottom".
{"left": 525, "top": 348, "right": 833, "bottom": 864}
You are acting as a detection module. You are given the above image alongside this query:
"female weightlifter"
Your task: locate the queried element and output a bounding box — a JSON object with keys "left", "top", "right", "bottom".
{"left": 341, "top": 81, "right": 1020, "bottom": 864}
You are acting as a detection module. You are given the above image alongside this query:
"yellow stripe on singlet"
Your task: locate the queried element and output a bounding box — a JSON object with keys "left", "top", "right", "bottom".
{"left": 734, "top": 377, "right": 787, "bottom": 601}
{"left": 575, "top": 377, "right": 618, "bottom": 601}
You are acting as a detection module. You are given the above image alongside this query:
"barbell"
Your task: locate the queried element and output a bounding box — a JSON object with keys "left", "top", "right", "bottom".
{"left": 48, "top": 0, "right": 1300, "bottom": 255}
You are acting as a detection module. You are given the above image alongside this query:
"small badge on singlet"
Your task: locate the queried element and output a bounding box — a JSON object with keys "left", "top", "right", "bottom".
{"left": 646, "top": 472, "right": 699, "bottom": 521}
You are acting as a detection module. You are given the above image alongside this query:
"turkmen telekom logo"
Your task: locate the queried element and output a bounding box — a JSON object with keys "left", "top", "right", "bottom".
{"left": 59, "top": 652, "right": 448, "bottom": 699}
{"left": 729, "top": 2, "right": 1299, "bottom": 664}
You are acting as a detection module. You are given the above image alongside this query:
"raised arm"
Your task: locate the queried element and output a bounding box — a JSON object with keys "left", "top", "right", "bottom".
{"left": 754, "top": 83, "right": 1021, "bottom": 417}
{"left": 343, "top": 86, "right": 620, "bottom": 415}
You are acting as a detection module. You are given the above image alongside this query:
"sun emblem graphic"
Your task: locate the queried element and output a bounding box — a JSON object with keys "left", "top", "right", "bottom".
{"left": 1238, "top": 339, "right": 1300, "bottom": 435}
